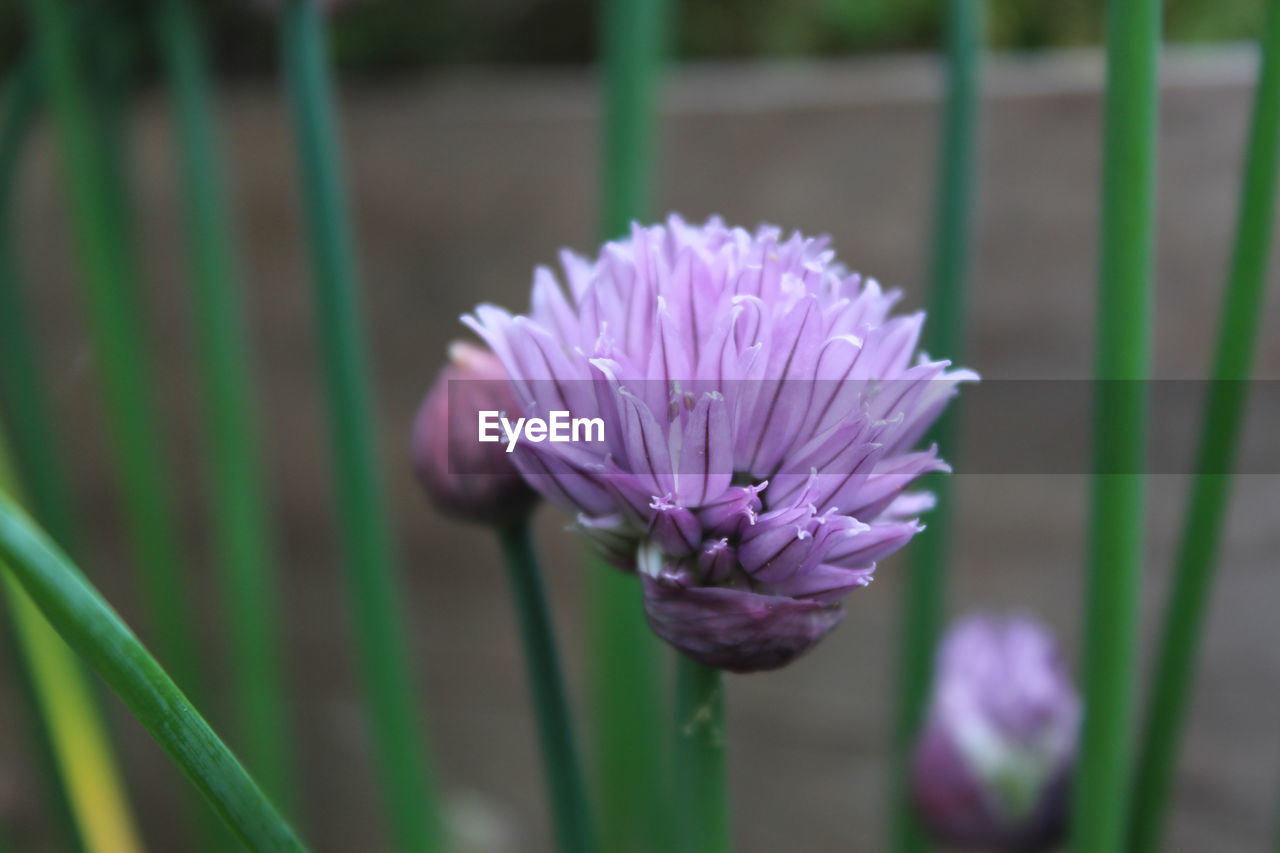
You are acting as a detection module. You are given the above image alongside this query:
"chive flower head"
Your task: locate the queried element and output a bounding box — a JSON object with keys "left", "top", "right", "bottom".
{"left": 464, "top": 215, "right": 973, "bottom": 671}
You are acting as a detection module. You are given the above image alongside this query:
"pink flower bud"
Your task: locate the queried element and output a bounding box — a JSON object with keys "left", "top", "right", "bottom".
{"left": 411, "top": 341, "right": 537, "bottom": 526}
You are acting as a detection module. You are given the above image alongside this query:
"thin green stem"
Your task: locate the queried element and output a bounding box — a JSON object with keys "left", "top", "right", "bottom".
{"left": 0, "top": 485, "right": 306, "bottom": 853}
{"left": 496, "top": 520, "right": 595, "bottom": 853}
{"left": 1071, "top": 0, "right": 1160, "bottom": 851}
{"left": 601, "top": 0, "right": 668, "bottom": 236}
{"left": 1, "top": 51, "right": 144, "bottom": 853}
{"left": 1, "top": 575, "right": 147, "bottom": 853}
{"left": 595, "top": 2, "right": 671, "bottom": 850}
{"left": 890, "top": 2, "right": 982, "bottom": 852}
{"left": 672, "top": 657, "right": 728, "bottom": 853}
{"left": 90, "top": 6, "right": 142, "bottom": 260}
{"left": 1129, "top": 2, "right": 1280, "bottom": 850}
{"left": 278, "top": 2, "right": 442, "bottom": 849}
{"left": 0, "top": 55, "right": 78, "bottom": 552}
{"left": 0, "top": 613, "right": 87, "bottom": 853}
{"left": 589, "top": 566, "right": 668, "bottom": 853}
{"left": 154, "top": 0, "right": 293, "bottom": 808}
{"left": 22, "top": 0, "right": 203, "bottom": 699}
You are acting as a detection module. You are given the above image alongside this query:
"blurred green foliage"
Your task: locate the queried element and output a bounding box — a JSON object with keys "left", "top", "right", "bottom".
{"left": 0, "top": 0, "right": 1270, "bottom": 75}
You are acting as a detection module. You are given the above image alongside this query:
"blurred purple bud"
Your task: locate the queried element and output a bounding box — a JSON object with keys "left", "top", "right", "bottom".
{"left": 911, "top": 614, "right": 1080, "bottom": 852}
{"left": 412, "top": 341, "right": 538, "bottom": 526}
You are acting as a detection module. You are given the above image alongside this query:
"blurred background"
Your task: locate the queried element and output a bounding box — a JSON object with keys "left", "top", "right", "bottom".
{"left": 1, "top": 3, "right": 1279, "bottom": 852}
{"left": 0, "top": 0, "right": 1274, "bottom": 69}
{"left": 0, "top": 0, "right": 1274, "bottom": 71}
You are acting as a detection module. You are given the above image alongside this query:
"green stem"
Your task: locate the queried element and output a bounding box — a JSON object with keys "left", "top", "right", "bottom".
{"left": 672, "top": 657, "right": 728, "bottom": 853}
{"left": 22, "top": 0, "right": 203, "bottom": 700}
{"left": 1071, "top": 0, "right": 1160, "bottom": 851}
{"left": 1, "top": 51, "right": 144, "bottom": 853}
{"left": 0, "top": 54, "right": 78, "bottom": 552}
{"left": 154, "top": 0, "right": 293, "bottom": 809}
{"left": 90, "top": 6, "right": 142, "bottom": 260}
{"left": 1, "top": 575, "right": 147, "bottom": 853}
{"left": 1129, "top": 3, "right": 1280, "bottom": 850}
{"left": 890, "top": 2, "right": 982, "bottom": 851}
{"left": 0, "top": 467, "right": 305, "bottom": 852}
{"left": 601, "top": 0, "right": 668, "bottom": 236}
{"left": 589, "top": 567, "right": 668, "bottom": 853}
{"left": 278, "top": 2, "right": 442, "bottom": 849}
{"left": 595, "top": 1, "right": 671, "bottom": 850}
{"left": 496, "top": 520, "right": 595, "bottom": 853}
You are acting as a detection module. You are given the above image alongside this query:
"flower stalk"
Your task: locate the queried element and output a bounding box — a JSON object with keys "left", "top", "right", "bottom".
{"left": 497, "top": 519, "right": 595, "bottom": 853}
{"left": 278, "top": 1, "right": 442, "bottom": 849}
{"left": 596, "top": 0, "right": 671, "bottom": 849}
{"left": 155, "top": 0, "right": 293, "bottom": 808}
{"left": 1129, "top": 1, "right": 1280, "bottom": 850}
{"left": 892, "top": 0, "right": 983, "bottom": 850}
{"left": 1, "top": 577, "right": 147, "bottom": 853}
{"left": 0, "top": 426, "right": 145, "bottom": 853}
{"left": 672, "top": 657, "right": 728, "bottom": 853}
{"left": 0, "top": 455, "right": 305, "bottom": 852}
{"left": 1072, "top": 0, "right": 1160, "bottom": 850}
{"left": 601, "top": 0, "right": 668, "bottom": 237}
{"left": 589, "top": 567, "right": 668, "bottom": 852}
{"left": 21, "top": 0, "right": 203, "bottom": 700}
{"left": 1, "top": 51, "right": 147, "bottom": 853}
{"left": 413, "top": 347, "right": 591, "bottom": 852}
{"left": 0, "top": 54, "right": 78, "bottom": 552}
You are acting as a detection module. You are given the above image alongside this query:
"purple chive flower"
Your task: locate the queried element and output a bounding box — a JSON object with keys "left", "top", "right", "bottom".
{"left": 912, "top": 615, "right": 1080, "bottom": 852}
{"left": 412, "top": 341, "right": 538, "bottom": 526}
{"left": 464, "top": 215, "right": 974, "bottom": 671}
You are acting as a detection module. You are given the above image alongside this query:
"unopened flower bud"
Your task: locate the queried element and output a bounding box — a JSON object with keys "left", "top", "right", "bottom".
{"left": 912, "top": 614, "right": 1080, "bottom": 852}
{"left": 412, "top": 341, "right": 537, "bottom": 526}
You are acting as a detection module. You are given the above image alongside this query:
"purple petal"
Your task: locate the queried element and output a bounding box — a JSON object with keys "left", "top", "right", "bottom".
{"left": 825, "top": 518, "right": 925, "bottom": 566}
{"left": 737, "top": 506, "right": 815, "bottom": 583}
{"left": 642, "top": 575, "right": 845, "bottom": 673}
{"left": 766, "top": 563, "right": 875, "bottom": 603}
{"left": 695, "top": 484, "right": 764, "bottom": 538}
{"left": 648, "top": 498, "right": 702, "bottom": 558}
{"left": 696, "top": 539, "right": 736, "bottom": 582}
{"left": 511, "top": 442, "right": 614, "bottom": 517}
{"left": 616, "top": 388, "right": 675, "bottom": 497}
{"left": 674, "top": 392, "right": 733, "bottom": 507}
